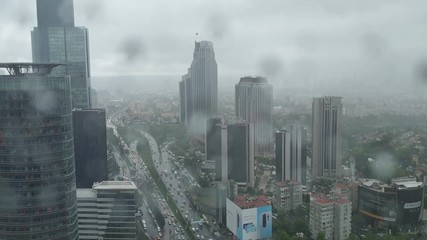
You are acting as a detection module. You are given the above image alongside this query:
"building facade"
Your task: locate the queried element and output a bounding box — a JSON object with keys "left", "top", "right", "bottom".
{"left": 0, "top": 63, "right": 79, "bottom": 239}
{"left": 235, "top": 76, "right": 273, "bottom": 156}
{"left": 226, "top": 195, "right": 272, "bottom": 240}
{"left": 275, "top": 127, "right": 307, "bottom": 184}
{"left": 206, "top": 120, "right": 255, "bottom": 187}
{"left": 358, "top": 177, "right": 424, "bottom": 232}
{"left": 179, "top": 73, "right": 192, "bottom": 127}
{"left": 309, "top": 194, "right": 351, "bottom": 240}
{"left": 72, "top": 109, "right": 108, "bottom": 188}
{"left": 179, "top": 41, "right": 217, "bottom": 136}
{"left": 76, "top": 181, "right": 137, "bottom": 239}
{"left": 32, "top": 0, "right": 91, "bottom": 109}
{"left": 273, "top": 181, "right": 303, "bottom": 212}
{"left": 312, "top": 96, "right": 343, "bottom": 178}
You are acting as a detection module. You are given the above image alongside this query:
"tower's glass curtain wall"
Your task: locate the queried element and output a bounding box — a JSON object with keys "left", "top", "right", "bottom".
{"left": 312, "top": 96, "right": 343, "bottom": 178}
{"left": 31, "top": 0, "right": 91, "bottom": 109}
{"left": 0, "top": 64, "right": 79, "bottom": 239}
{"left": 180, "top": 41, "right": 218, "bottom": 136}
{"left": 235, "top": 76, "right": 273, "bottom": 155}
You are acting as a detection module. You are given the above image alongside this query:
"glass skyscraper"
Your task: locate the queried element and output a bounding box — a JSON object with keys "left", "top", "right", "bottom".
{"left": 0, "top": 63, "right": 79, "bottom": 239}
{"left": 235, "top": 76, "right": 273, "bottom": 156}
{"left": 179, "top": 41, "right": 218, "bottom": 136}
{"left": 31, "top": 0, "right": 91, "bottom": 109}
{"left": 312, "top": 96, "right": 343, "bottom": 178}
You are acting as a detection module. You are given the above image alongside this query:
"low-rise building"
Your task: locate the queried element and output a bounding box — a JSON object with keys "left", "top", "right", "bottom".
{"left": 226, "top": 195, "right": 272, "bottom": 240}
{"left": 358, "top": 176, "right": 424, "bottom": 232}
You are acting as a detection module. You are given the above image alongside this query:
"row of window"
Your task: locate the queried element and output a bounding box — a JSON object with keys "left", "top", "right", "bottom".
{"left": 0, "top": 133, "right": 72, "bottom": 146}
{"left": 0, "top": 141, "right": 73, "bottom": 155}
{"left": 0, "top": 160, "right": 72, "bottom": 173}
{"left": 0, "top": 116, "right": 71, "bottom": 128}
{"left": 0, "top": 109, "right": 71, "bottom": 119}
{"left": 0, "top": 78, "right": 70, "bottom": 91}
{"left": 0, "top": 150, "right": 74, "bottom": 163}
{"left": 0, "top": 192, "right": 76, "bottom": 210}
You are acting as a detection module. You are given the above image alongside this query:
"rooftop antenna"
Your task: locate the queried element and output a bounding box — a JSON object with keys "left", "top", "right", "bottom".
{"left": 195, "top": 32, "right": 199, "bottom": 42}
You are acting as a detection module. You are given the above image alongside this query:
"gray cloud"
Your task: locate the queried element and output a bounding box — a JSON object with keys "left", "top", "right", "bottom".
{"left": 361, "top": 32, "right": 388, "bottom": 58}
{"left": 205, "top": 13, "right": 232, "bottom": 41}
{"left": 117, "top": 37, "right": 146, "bottom": 63}
{"left": 259, "top": 56, "right": 284, "bottom": 79}
{"left": 414, "top": 58, "right": 427, "bottom": 84}
{"left": 0, "top": 0, "right": 426, "bottom": 96}
{"left": 80, "top": 0, "right": 105, "bottom": 22}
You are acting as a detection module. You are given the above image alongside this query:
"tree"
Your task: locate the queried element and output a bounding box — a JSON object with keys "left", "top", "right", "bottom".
{"left": 316, "top": 232, "right": 326, "bottom": 240}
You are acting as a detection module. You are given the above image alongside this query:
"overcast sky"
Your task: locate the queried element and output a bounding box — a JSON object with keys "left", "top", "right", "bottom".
{"left": 1, "top": 0, "right": 427, "bottom": 94}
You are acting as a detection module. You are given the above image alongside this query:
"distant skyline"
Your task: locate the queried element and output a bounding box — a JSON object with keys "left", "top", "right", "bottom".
{"left": 1, "top": 0, "right": 427, "bottom": 94}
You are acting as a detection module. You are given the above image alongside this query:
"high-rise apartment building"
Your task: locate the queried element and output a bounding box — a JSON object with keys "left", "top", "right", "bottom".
{"left": 235, "top": 76, "right": 273, "bottom": 156}
{"left": 76, "top": 181, "right": 137, "bottom": 239}
{"left": 273, "top": 181, "right": 303, "bottom": 212}
{"left": 179, "top": 41, "right": 218, "bottom": 135}
{"left": 312, "top": 97, "right": 343, "bottom": 178}
{"left": 309, "top": 194, "right": 351, "bottom": 240}
{"left": 31, "top": 0, "right": 91, "bottom": 109}
{"left": 206, "top": 120, "right": 255, "bottom": 187}
{"left": 0, "top": 63, "right": 79, "bottom": 239}
{"left": 275, "top": 127, "right": 307, "bottom": 184}
{"left": 72, "top": 109, "right": 108, "bottom": 188}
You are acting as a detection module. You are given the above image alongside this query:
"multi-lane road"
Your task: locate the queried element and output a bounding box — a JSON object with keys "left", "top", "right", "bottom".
{"left": 108, "top": 109, "right": 218, "bottom": 240}
{"left": 140, "top": 131, "right": 215, "bottom": 240}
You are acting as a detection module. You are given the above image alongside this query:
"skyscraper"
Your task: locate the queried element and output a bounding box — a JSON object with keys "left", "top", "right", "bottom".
{"left": 312, "top": 97, "right": 343, "bottom": 178}
{"left": 275, "top": 127, "right": 307, "bottom": 184}
{"left": 179, "top": 41, "right": 218, "bottom": 136}
{"left": 31, "top": 0, "right": 91, "bottom": 109}
{"left": 235, "top": 76, "right": 273, "bottom": 156}
{"left": 179, "top": 73, "right": 192, "bottom": 127}
{"left": 0, "top": 63, "right": 79, "bottom": 239}
{"left": 72, "top": 109, "right": 108, "bottom": 188}
{"left": 206, "top": 120, "right": 255, "bottom": 187}
{"left": 205, "top": 117, "right": 222, "bottom": 163}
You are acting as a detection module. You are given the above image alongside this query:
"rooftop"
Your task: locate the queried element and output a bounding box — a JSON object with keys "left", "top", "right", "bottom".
{"left": 233, "top": 194, "right": 271, "bottom": 209}
{"left": 0, "top": 63, "right": 62, "bottom": 76}
{"left": 93, "top": 181, "right": 137, "bottom": 190}
{"left": 274, "top": 180, "right": 301, "bottom": 188}
{"left": 311, "top": 193, "right": 351, "bottom": 205}
{"left": 239, "top": 76, "right": 268, "bottom": 84}
{"left": 360, "top": 177, "right": 423, "bottom": 191}
{"left": 76, "top": 188, "right": 96, "bottom": 199}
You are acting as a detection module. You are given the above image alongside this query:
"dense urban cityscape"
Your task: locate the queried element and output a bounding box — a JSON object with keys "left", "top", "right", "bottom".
{"left": 1, "top": 1, "right": 427, "bottom": 240}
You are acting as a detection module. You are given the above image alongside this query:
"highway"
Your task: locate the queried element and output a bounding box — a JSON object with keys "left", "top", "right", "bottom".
{"left": 141, "top": 131, "right": 214, "bottom": 240}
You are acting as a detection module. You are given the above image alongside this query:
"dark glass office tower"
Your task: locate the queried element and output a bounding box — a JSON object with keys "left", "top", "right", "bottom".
{"left": 36, "top": 0, "right": 75, "bottom": 27}
{"left": 179, "top": 74, "right": 192, "bottom": 127}
{"left": 32, "top": 0, "right": 91, "bottom": 109}
{"left": 207, "top": 120, "right": 255, "bottom": 187}
{"left": 72, "top": 109, "right": 108, "bottom": 188}
{"left": 0, "top": 63, "right": 79, "bottom": 239}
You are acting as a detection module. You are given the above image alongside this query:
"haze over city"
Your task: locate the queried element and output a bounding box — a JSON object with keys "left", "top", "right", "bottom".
{"left": 2, "top": 1, "right": 427, "bottom": 240}
{"left": 1, "top": 0, "right": 427, "bottom": 97}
